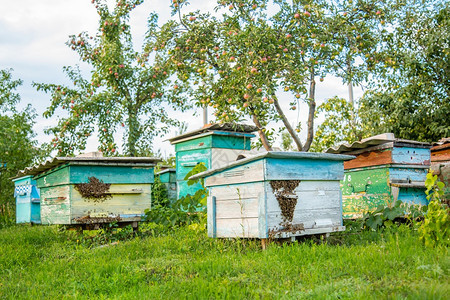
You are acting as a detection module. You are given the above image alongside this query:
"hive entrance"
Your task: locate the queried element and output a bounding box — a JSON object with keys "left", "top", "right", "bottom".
{"left": 75, "top": 177, "right": 111, "bottom": 202}
{"left": 270, "top": 180, "right": 301, "bottom": 223}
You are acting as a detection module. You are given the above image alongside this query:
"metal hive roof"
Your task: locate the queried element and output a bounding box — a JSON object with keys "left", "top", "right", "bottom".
{"left": 168, "top": 123, "right": 258, "bottom": 144}
{"left": 14, "top": 156, "right": 161, "bottom": 179}
{"left": 325, "top": 133, "right": 431, "bottom": 154}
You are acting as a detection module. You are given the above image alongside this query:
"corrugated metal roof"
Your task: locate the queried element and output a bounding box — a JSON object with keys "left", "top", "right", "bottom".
{"left": 14, "top": 156, "right": 161, "bottom": 179}
{"left": 325, "top": 133, "right": 431, "bottom": 154}
{"left": 190, "top": 151, "right": 355, "bottom": 180}
{"left": 168, "top": 123, "right": 258, "bottom": 144}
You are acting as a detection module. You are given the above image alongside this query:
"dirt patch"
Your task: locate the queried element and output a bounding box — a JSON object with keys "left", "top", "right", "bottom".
{"left": 74, "top": 177, "right": 111, "bottom": 202}
{"left": 270, "top": 180, "right": 300, "bottom": 222}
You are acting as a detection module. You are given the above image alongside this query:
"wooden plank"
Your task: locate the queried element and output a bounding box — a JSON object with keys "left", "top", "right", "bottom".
{"left": 265, "top": 209, "right": 342, "bottom": 230}
{"left": 70, "top": 184, "right": 151, "bottom": 220}
{"left": 431, "top": 148, "right": 450, "bottom": 163}
{"left": 398, "top": 187, "right": 428, "bottom": 205}
{"left": 265, "top": 158, "right": 344, "bottom": 181}
{"left": 264, "top": 181, "right": 342, "bottom": 232}
{"left": 215, "top": 217, "right": 259, "bottom": 238}
{"left": 40, "top": 185, "right": 71, "bottom": 224}
{"left": 176, "top": 148, "right": 211, "bottom": 181}
{"left": 174, "top": 135, "right": 212, "bottom": 152}
{"left": 69, "top": 165, "right": 154, "bottom": 184}
{"left": 35, "top": 165, "right": 70, "bottom": 188}
{"left": 392, "top": 147, "right": 430, "bottom": 165}
{"left": 344, "top": 149, "right": 392, "bottom": 170}
{"left": 205, "top": 160, "right": 264, "bottom": 187}
{"left": 389, "top": 167, "right": 428, "bottom": 183}
{"left": 211, "top": 135, "right": 252, "bottom": 150}
{"left": 211, "top": 148, "right": 250, "bottom": 169}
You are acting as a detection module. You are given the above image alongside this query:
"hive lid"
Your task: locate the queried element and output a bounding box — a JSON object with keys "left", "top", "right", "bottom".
{"left": 325, "top": 133, "right": 431, "bottom": 154}
{"left": 190, "top": 151, "right": 355, "bottom": 180}
{"left": 168, "top": 123, "right": 258, "bottom": 144}
{"left": 156, "top": 168, "right": 176, "bottom": 175}
{"left": 431, "top": 137, "right": 450, "bottom": 151}
{"left": 14, "top": 156, "right": 161, "bottom": 179}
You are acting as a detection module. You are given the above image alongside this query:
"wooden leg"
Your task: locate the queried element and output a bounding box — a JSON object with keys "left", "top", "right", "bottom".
{"left": 261, "top": 238, "right": 267, "bottom": 250}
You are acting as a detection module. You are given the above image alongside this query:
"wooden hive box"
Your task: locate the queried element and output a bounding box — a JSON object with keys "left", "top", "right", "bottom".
{"left": 168, "top": 123, "right": 257, "bottom": 199}
{"left": 12, "top": 175, "right": 40, "bottom": 224}
{"left": 190, "top": 152, "right": 354, "bottom": 239}
{"left": 155, "top": 168, "right": 177, "bottom": 202}
{"left": 430, "top": 138, "right": 450, "bottom": 203}
{"left": 326, "top": 133, "right": 431, "bottom": 218}
{"left": 16, "top": 156, "right": 160, "bottom": 227}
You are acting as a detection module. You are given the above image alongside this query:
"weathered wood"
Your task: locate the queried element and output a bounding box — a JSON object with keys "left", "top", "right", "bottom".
{"left": 205, "top": 160, "right": 265, "bottom": 187}
{"left": 40, "top": 185, "right": 71, "bottom": 224}
{"left": 201, "top": 152, "right": 350, "bottom": 239}
{"left": 265, "top": 158, "right": 344, "bottom": 181}
{"left": 344, "top": 149, "right": 392, "bottom": 170}
{"left": 391, "top": 147, "right": 430, "bottom": 165}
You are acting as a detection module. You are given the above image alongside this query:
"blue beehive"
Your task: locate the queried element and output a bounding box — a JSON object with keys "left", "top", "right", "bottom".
{"left": 191, "top": 151, "right": 354, "bottom": 240}
{"left": 13, "top": 175, "right": 40, "bottom": 224}
{"left": 169, "top": 123, "right": 258, "bottom": 199}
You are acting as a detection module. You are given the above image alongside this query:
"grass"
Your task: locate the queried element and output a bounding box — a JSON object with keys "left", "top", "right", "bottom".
{"left": 0, "top": 224, "right": 448, "bottom": 299}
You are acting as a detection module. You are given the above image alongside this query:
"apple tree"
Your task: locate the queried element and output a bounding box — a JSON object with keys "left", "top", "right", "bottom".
{"left": 35, "top": 0, "right": 192, "bottom": 157}
{"left": 0, "top": 69, "right": 45, "bottom": 226}
{"left": 154, "top": 0, "right": 337, "bottom": 151}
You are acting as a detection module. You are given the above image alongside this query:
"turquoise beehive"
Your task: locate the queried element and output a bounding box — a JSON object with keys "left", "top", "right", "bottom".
{"left": 168, "top": 123, "right": 258, "bottom": 199}
{"left": 13, "top": 175, "right": 40, "bottom": 224}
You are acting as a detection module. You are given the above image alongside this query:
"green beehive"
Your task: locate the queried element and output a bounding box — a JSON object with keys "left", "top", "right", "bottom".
{"left": 155, "top": 168, "right": 177, "bottom": 203}
{"left": 168, "top": 123, "right": 258, "bottom": 199}
{"left": 16, "top": 156, "right": 160, "bottom": 228}
{"left": 326, "top": 133, "right": 431, "bottom": 219}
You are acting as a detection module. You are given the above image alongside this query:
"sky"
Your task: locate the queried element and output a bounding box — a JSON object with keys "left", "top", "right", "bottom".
{"left": 0, "top": 0, "right": 363, "bottom": 158}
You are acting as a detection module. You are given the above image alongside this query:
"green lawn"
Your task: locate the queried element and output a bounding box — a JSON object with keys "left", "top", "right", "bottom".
{"left": 0, "top": 224, "right": 448, "bottom": 299}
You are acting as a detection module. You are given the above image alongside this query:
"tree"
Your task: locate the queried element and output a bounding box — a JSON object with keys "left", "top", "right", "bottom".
{"left": 34, "top": 0, "right": 191, "bottom": 157}
{"left": 310, "top": 96, "right": 363, "bottom": 152}
{"left": 361, "top": 1, "right": 450, "bottom": 142}
{"left": 155, "top": 0, "right": 343, "bottom": 151}
{"left": 0, "top": 69, "right": 44, "bottom": 226}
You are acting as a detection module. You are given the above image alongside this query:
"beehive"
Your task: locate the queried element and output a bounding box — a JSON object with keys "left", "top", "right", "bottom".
{"left": 15, "top": 156, "right": 160, "bottom": 227}
{"left": 430, "top": 138, "right": 450, "bottom": 203}
{"left": 155, "top": 168, "right": 177, "bottom": 203}
{"left": 190, "top": 152, "right": 354, "bottom": 239}
{"left": 326, "top": 133, "right": 431, "bottom": 218}
{"left": 12, "top": 175, "right": 40, "bottom": 224}
{"left": 169, "top": 123, "right": 257, "bottom": 199}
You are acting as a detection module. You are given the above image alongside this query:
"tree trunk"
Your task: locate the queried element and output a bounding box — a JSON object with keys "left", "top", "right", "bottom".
{"left": 303, "top": 67, "right": 316, "bottom": 152}
{"left": 273, "top": 98, "right": 303, "bottom": 151}
{"left": 252, "top": 114, "right": 273, "bottom": 151}
{"left": 127, "top": 106, "right": 138, "bottom": 157}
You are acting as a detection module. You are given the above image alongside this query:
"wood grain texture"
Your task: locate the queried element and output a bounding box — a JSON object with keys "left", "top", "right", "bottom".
{"left": 205, "top": 160, "right": 265, "bottom": 187}
{"left": 71, "top": 184, "right": 151, "bottom": 221}
{"left": 207, "top": 182, "right": 263, "bottom": 238}
{"left": 344, "top": 149, "right": 392, "bottom": 170}
{"left": 264, "top": 181, "right": 342, "bottom": 232}
{"left": 392, "top": 147, "right": 430, "bottom": 165}
{"left": 264, "top": 158, "right": 344, "bottom": 181}
{"left": 40, "top": 185, "right": 71, "bottom": 224}
{"left": 211, "top": 148, "right": 249, "bottom": 169}
{"left": 431, "top": 148, "right": 450, "bottom": 163}
{"left": 70, "top": 165, "right": 154, "bottom": 184}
